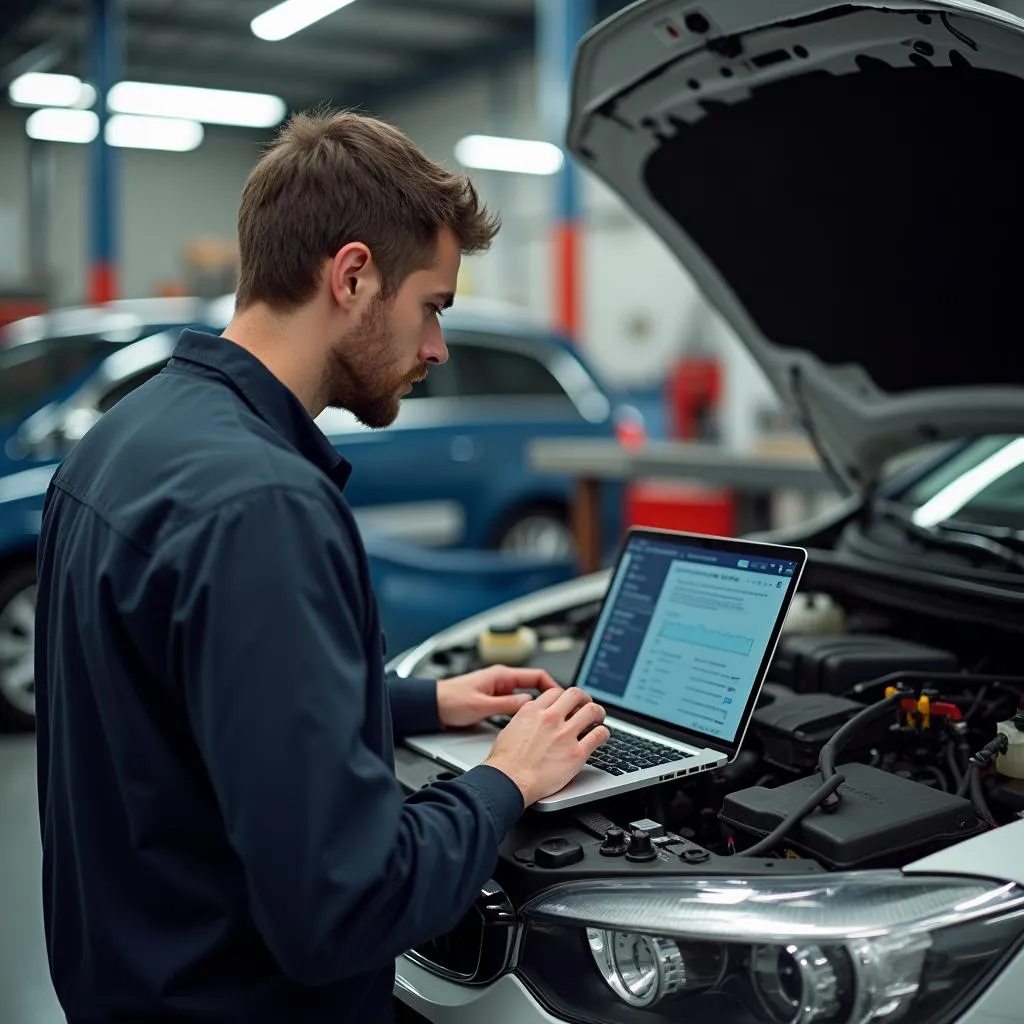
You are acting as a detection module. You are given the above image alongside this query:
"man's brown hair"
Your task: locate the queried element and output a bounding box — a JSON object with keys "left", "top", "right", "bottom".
{"left": 234, "top": 108, "right": 500, "bottom": 311}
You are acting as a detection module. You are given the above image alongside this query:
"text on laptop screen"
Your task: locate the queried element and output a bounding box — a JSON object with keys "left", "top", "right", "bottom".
{"left": 575, "top": 536, "right": 799, "bottom": 744}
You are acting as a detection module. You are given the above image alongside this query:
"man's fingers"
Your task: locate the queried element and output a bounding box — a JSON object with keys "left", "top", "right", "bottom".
{"left": 531, "top": 671, "right": 561, "bottom": 692}
{"left": 579, "top": 724, "right": 610, "bottom": 758}
{"left": 572, "top": 701, "right": 606, "bottom": 735}
{"left": 533, "top": 685, "right": 564, "bottom": 709}
{"left": 551, "top": 686, "right": 592, "bottom": 717}
{"left": 488, "top": 693, "right": 533, "bottom": 716}
{"left": 501, "top": 668, "right": 561, "bottom": 694}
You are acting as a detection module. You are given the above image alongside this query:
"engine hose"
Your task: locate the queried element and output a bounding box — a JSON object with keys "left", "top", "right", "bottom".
{"left": 968, "top": 763, "right": 999, "bottom": 829}
{"left": 844, "top": 670, "right": 1024, "bottom": 701}
{"left": 945, "top": 743, "right": 965, "bottom": 792}
{"left": 916, "top": 766, "right": 950, "bottom": 792}
{"left": 736, "top": 773, "right": 847, "bottom": 858}
{"left": 818, "top": 691, "right": 904, "bottom": 808}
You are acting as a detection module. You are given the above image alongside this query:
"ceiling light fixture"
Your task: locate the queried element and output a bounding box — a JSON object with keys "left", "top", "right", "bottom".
{"left": 454, "top": 134, "right": 565, "bottom": 175}
{"left": 251, "top": 0, "right": 358, "bottom": 41}
{"left": 107, "top": 82, "right": 286, "bottom": 128}
{"left": 24, "top": 108, "right": 203, "bottom": 151}
{"left": 9, "top": 72, "right": 96, "bottom": 109}
{"left": 105, "top": 114, "right": 204, "bottom": 152}
{"left": 25, "top": 107, "right": 98, "bottom": 144}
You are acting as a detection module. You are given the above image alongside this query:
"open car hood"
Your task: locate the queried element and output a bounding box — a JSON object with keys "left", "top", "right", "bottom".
{"left": 568, "top": 0, "right": 1024, "bottom": 493}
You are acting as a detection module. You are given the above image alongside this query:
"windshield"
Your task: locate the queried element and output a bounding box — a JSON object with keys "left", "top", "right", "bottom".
{"left": 901, "top": 436, "right": 1024, "bottom": 531}
{"left": 0, "top": 335, "right": 124, "bottom": 426}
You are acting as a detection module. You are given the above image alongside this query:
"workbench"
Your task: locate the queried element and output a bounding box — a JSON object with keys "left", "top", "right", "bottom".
{"left": 528, "top": 437, "right": 834, "bottom": 573}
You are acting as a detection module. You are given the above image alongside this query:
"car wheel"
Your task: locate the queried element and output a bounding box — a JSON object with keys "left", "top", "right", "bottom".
{"left": 497, "top": 508, "right": 576, "bottom": 559}
{"left": 0, "top": 562, "right": 37, "bottom": 732}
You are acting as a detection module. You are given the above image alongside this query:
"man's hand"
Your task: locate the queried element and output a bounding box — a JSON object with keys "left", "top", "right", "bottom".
{"left": 436, "top": 666, "right": 561, "bottom": 729}
{"left": 485, "top": 687, "right": 609, "bottom": 806}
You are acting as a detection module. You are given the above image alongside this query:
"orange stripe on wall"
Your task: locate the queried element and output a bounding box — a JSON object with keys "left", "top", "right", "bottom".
{"left": 553, "top": 220, "right": 581, "bottom": 341}
{"left": 88, "top": 263, "right": 118, "bottom": 305}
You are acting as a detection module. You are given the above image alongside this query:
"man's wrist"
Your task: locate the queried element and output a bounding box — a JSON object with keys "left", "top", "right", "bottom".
{"left": 483, "top": 755, "right": 533, "bottom": 806}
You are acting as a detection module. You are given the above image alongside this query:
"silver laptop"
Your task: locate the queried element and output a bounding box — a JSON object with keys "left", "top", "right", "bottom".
{"left": 406, "top": 528, "right": 807, "bottom": 812}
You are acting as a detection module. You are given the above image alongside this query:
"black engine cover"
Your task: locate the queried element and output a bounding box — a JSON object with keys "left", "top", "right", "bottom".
{"left": 753, "top": 691, "right": 889, "bottom": 771}
{"left": 720, "top": 762, "right": 986, "bottom": 869}
{"left": 771, "top": 634, "right": 958, "bottom": 695}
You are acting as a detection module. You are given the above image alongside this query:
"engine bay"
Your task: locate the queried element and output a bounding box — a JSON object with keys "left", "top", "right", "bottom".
{"left": 400, "top": 579, "right": 1024, "bottom": 873}
{"left": 392, "top": 568, "right": 1024, "bottom": 1016}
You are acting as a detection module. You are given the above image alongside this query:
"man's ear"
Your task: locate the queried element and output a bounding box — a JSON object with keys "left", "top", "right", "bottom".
{"left": 329, "top": 242, "right": 377, "bottom": 313}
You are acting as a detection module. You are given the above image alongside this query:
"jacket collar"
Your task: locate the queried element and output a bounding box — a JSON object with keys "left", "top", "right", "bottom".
{"left": 169, "top": 329, "right": 352, "bottom": 490}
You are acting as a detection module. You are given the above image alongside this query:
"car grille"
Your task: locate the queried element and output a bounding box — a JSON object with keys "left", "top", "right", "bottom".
{"left": 405, "top": 880, "right": 516, "bottom": 985}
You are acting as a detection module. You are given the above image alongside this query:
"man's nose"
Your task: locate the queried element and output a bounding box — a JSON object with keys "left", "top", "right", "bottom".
{"left": 422, "top": 322, "right": 449, "bottom": 365}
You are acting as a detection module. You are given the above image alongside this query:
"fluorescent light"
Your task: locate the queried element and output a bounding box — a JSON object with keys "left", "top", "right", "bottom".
{"left": 23, "top": 108, "right": 203, "bottom": 151}
{"left": 251, "top": 0, "right": 357, "bottom": 41}
{"left": 454, "top": 135, "right": 565, "bottom": 175}
{"left": 107, "top": 81, "right": 286, "bottom": 128}
{"left": 25, "top": 108, "right": 98, "bottom": 144}
{"left": 105, "top": 114, "right": 203, "bottom": 152}
{"left": 9, "top": 72, "right": 96, "bottom": 109}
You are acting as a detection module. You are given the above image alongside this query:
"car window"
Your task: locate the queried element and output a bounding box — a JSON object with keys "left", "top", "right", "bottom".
{"left": 901, "top": 435, "right": 1024, "bottom": 529}
{"left": 97, "top": 363, "right": 167, "bottom": 414}
{"left": 444, "top": 338, "right": 569, "bottom": 400}
{"left": 0, "top": 335, "right": 123, "bottom": 425}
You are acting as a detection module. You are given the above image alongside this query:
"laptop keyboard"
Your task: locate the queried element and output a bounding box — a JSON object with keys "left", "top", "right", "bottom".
{"left": 486, "top": 715, "right": 690, "bottom": 776}
{"left": 587, "top": 728, "right": 692, "bottom": 775}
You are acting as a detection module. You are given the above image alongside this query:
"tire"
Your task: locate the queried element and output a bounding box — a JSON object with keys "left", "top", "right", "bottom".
{"left": 0, "top": 561, "right": 38, "bottom": 732}
{"left": 495, "top": 505, "right": 576, "bottom": 559}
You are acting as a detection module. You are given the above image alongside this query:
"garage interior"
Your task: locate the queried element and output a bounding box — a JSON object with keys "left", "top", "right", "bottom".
{"left": 4, "top": 1, "right": 1024, "bottom": 1023}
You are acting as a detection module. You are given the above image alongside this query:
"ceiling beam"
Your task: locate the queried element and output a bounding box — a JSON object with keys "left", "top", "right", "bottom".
{"left": 122, "top": 61, "right": 360, "bottom": 103}
{"left": 126, "top": 37, "right": 402, "bottom": 80}
{"left": 357, "top": 0, "right": 530, "bottom": 35}
{"left": 0, "top": 38, "right": 63, "bottom": 86}
{"left": 351, "top": 16, "right": 535, "bottom": 115}
{"left": 0, "top": 0, "right": 53, "bottom": 44}
{"left": 122, "top": 7, "right": 458, "bottom": 66}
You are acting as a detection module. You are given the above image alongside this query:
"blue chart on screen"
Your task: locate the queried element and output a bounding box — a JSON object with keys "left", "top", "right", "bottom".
{"left": 658, "top": 623, "right": 754, "bottom": 657}
{"left": 576, "top": 537, "right": 797, "bottom": 744}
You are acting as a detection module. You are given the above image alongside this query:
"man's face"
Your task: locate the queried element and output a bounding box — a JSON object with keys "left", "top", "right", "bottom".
{"left": 325, "top": 229, "right": 458, "bottom": 428}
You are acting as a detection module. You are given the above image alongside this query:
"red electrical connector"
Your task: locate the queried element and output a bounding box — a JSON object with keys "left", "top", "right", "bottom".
{"left": 891, "top": 691, "right": 963, "bottom": 729}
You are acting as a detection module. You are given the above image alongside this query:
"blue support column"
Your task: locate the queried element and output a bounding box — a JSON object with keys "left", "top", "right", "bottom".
{"left": 87, "top": 0, "right": 122, "bottom": 304}
{"left": 537, "top": 0, "right": 592, "bottom": 340}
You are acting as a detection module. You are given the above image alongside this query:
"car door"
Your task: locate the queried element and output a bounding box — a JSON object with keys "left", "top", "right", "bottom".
{"left": 418, "top": 332, "right": 595, "bottom": 549}
{"left": 333, "top": 334, "right": 587, "bottom": 549}
{"left": 322, "top": 357, "right": 477, "bottom": 548}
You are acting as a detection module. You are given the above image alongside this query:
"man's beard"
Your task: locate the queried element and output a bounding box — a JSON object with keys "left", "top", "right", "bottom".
{"left": 322, "top": 296, "right": 426, "bottom": 429}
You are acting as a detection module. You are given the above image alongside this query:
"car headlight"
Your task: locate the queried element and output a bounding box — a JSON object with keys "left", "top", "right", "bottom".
{"left": 518, "top": 873, "right": 1024, "bottom": 1024}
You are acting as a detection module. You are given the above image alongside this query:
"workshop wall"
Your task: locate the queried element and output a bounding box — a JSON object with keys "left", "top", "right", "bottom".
{"left": 0, "top": 53, "right": 782, "bottom": 447}
{"left": 0, "top": 108, "right": 264, "bottom": 305}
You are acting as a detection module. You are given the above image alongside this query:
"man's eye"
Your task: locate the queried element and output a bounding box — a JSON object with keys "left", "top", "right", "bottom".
{"left": 428, "top": 304, "right": 444, "bottom": 318}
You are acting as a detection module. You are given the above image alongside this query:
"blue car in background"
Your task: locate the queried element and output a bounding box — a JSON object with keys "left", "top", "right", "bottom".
{"left": 0, "top": 297, "right": 640, "bottom": 729}
{"left": 0, "top": 295, "right": 211, "bottom": 472}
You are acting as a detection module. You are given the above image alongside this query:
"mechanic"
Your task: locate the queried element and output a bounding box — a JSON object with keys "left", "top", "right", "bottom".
{"left": 34, "top": 109, "right": 610, "bottom": 1024}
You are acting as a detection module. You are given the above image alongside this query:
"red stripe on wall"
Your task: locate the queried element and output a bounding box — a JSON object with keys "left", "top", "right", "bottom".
{"left": 553, "top": 220, "right": 581, "bottom": 340}
{"left": 88, "top": 263, "right": 118, "bottom": 305}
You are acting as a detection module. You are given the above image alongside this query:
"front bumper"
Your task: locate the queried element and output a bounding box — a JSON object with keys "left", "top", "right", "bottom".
{"left": 395, "top": 957, "right": 561, "bottom": 1024}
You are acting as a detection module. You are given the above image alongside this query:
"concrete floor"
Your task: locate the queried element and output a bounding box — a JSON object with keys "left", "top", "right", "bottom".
{"left": 0, "top": 734, "right": 64, "bottom": 1024}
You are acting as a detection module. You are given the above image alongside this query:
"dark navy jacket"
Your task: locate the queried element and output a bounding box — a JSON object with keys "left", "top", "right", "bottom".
{"left": 34, "top": 329, "right": 524, "bottom": 1023}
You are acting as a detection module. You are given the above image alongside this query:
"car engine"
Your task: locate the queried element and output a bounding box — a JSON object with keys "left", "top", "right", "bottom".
{"left": 402, "top": 584, "right": 1024, "bottom": 867}
{"left": 394, "top": 578, "right": 1024, "bottom": 1019}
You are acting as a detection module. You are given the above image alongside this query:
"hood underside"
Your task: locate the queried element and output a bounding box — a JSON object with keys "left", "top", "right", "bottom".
{"left": 568, "top": 0, "right": 1024, "bottom": 492}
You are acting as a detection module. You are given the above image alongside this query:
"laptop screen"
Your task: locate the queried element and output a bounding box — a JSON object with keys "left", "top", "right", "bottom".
{"left": 573, "top": 530, "right": 804, "bottom": 748}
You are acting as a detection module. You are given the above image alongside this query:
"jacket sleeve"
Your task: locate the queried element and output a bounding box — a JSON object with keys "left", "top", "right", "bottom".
{"left": 386, "top": 671, "right": 442, "bottom": 738}
{"left": 171, "top": 487, "right": 523, "bottom": 986}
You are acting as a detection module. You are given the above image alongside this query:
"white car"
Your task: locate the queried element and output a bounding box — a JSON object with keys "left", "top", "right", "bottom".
{"left": 389, "top": 1, "right": 1024, "bottom": 1022}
